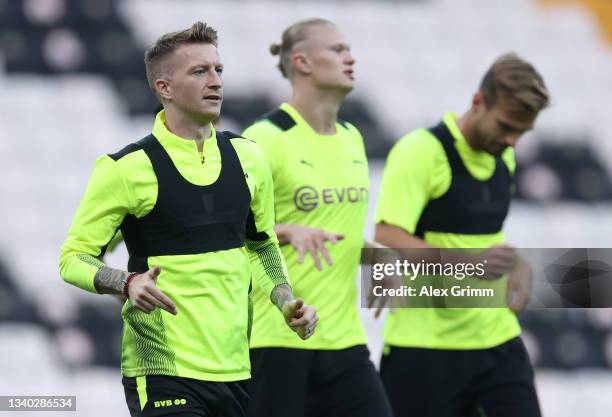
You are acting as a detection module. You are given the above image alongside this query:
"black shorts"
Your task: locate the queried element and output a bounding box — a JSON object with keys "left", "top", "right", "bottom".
{"left": 248, "top": 344, "right": 393, "bottom": 417}
{"left": 123, "top": 375, "right": 248, "bottom": 417}
{"left": 380, "top": 337, "right": 541, "bottom": 417}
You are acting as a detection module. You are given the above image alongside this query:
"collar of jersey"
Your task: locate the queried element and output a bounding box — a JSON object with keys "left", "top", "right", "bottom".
{"left": 279, "top": 102, "right": 343, "bottom": 138}
{"left": 443, "top": 112, "right": 468, "bottom": 145}
{"left": 152, "top": 110, "right": 217, "bottom": 154}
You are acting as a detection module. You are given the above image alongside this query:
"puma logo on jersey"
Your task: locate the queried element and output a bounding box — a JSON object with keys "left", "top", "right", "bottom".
{"left": 300, "top": 159, "right": 314, "bottom": 168}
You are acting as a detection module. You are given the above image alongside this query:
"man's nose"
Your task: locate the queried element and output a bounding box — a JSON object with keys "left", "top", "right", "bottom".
{"left": 208, "top": 71, "right": 222, "bottom": 89}
{"left": 345, "top": 52, "right": 356, "bottom": 66}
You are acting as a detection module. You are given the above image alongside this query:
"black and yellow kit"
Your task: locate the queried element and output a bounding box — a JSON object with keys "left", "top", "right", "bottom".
{"left": 244, "top": 103, "right": 369, "bottom": 350}
{"left": 123, "top": 375, "right": 248, "bottom": 417}
{"left": 60, "top": 110, "right": 290, "bottom": 415}
{"left": 243, "top": 103, "right": 393, "bottom": 417}
{"left": 376, "top": 112, "right": 540, "bottom": 417}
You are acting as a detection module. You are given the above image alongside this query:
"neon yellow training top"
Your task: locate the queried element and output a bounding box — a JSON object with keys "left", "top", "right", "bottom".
{"left": 60, "top": 110, "right": 290, "bottom": 381}
{"left": 243, "top": 103, "right": 369, "bottom": 350}
{"left": 375, "top": 112, "right": 521, "bottom": 350}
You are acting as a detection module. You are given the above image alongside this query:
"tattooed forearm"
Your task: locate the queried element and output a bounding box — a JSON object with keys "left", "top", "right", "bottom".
{"left": 94, "top": 266, "right": 129, "bottom": 294}
{"left": 270, "top": 284, "right": 294, "bottom": 310}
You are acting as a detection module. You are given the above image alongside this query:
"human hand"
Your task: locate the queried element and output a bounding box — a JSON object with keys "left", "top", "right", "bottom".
{"left": 127, "top": 266, "right": 177, "bottom": 315}
{"left": 284, "top": 225, "right": 344, "bottom": 270}
{"left": 506, "top": 258, "right": 533, "bottom": 314}
{"left": 477, "top": 244, "right": 517, "bottom": 279}
{"left": 281, "top": 298, "right": 319, "bottom": 340}
{"left": 366, "top": 248, "right": 407, "bottom": 319}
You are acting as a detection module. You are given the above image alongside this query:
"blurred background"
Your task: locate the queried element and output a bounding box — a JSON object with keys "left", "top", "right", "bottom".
{"left": 1, "top": 0, "right": 612, "bottom": 415}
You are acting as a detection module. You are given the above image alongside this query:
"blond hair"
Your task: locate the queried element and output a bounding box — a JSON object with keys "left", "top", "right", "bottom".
{"left": 270, "top": 18, "right": 335, "bottom": 78}
{"left": 144, "top": 21, "right": 218, "bottom": 92}
{"left": 480, "top": 53, "right": 550, "bottom": 115}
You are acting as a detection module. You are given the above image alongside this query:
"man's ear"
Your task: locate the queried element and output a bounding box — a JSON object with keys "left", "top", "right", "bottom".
{"left": 291, "top": 52, "right": 312, "bottom": 76}
{"left": 472, "top": 90, "right": 487, "bottom": 114}
{"left": 155, "top": 78, "right": 172, "bottom": 101}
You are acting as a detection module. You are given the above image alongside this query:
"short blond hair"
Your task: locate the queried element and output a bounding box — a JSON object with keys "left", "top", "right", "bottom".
{"left": 270, "top": 18, "right": 335, "bottom": 78}
{"left": 480, "top": 53, "right": 550, "bottom": 115}
{"left": 144, "top": 21, "right": 218, "bottom": 91}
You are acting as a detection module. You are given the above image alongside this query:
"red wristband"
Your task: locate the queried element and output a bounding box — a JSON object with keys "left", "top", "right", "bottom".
{"left": 123, "top": 272, "right": 140, "bottom": 297}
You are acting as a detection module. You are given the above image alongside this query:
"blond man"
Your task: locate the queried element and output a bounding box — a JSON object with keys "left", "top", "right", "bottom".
{"left": 60, "top": 22, "right": 317, "bottom": 417}
{"left": 376, "top": 53, "right": 549, "bottom": 417}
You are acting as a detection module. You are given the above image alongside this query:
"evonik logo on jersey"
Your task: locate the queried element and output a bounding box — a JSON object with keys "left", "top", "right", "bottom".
{"left": 293, "top": 186, "right": 368, "bottom": 212}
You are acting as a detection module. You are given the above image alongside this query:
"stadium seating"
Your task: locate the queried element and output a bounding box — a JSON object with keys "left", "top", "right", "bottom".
{"left": 1, "top": 1, "right": 612, "bottom": 416}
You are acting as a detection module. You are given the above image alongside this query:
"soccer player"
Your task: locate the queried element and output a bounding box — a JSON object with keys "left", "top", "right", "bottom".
{"left": 59, "top": 22, "right": 318, "bottom": 417}
{"left": 375, "top": 53, "right": 550, "bottom": 417}
{"left": 242, "top": 18, "right": 393, "bottom": 417}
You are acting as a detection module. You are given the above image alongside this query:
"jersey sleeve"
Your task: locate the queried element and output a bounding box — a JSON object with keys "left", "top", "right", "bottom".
{"left": 233, "top": 138, "right": 291, "bottom": 298}
{"left": 59, "top": 155, "right": 132, "bottom": 293}
{"left": 501, "top": 147, "right": 516, "bottom": 175}
{"left": 375, "top": 130, "right": 440, "bottom": 234}
{"left": 242, "top": 122, "right": 284, "bottom": 181}
{"left": 344, "top": 121, "right": 366, "bottom": 149}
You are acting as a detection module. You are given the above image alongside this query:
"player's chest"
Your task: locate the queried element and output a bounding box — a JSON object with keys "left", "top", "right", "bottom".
{"left": 274, "top": 141, "right": 370, "bottom": 211}
{"left": 281, "top": 140, "right": 368, "bottom": 186}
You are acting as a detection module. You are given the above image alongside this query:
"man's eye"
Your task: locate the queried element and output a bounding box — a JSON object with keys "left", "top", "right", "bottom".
{"left": 216, "top": 68, "right": 223, "bottom": 74}
{"left": 193, "top": 69, "right": 204, "bottom": 75}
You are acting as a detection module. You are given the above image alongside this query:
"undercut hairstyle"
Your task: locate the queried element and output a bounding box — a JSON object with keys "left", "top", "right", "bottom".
{"left": 144, "top": 21, "right": 218, "bottom": 92}
{"left": 480, "top": 52, "right": 550, "bottom": 115}
{"left": 270, "top": 18, "right": 335, "bottom": 78}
